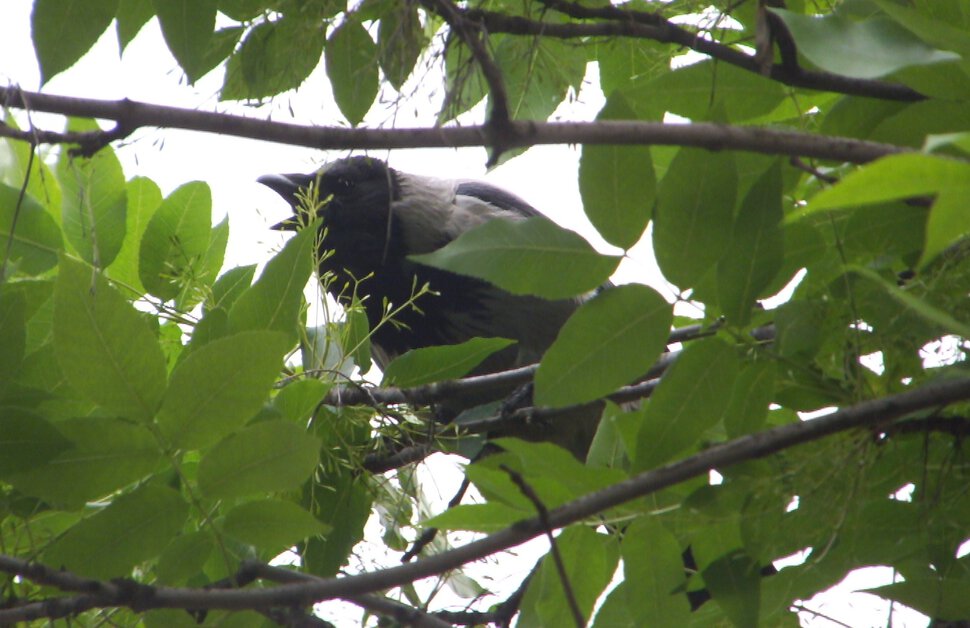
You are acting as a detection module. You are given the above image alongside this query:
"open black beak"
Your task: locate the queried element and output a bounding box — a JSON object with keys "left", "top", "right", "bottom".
{"left": 257, "top": 173, "right": 316, "bottom": 231}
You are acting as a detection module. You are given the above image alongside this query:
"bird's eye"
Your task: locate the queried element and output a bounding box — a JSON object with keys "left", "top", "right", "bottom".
{"left": 334, "top": 176, "right": 355, "bottom": 193}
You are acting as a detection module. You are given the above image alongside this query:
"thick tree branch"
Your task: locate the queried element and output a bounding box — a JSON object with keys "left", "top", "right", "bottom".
{"left": 4, "top": 377, "right": 968, "bottom": 618}
{"left": 0, "top": 86, "right": 907, "bottom": 163}
{"left": 522, "top": 1, "right": 923, "bottom": 101}
{"left": 243, "top": 562, "right": 452, "bottom": 628}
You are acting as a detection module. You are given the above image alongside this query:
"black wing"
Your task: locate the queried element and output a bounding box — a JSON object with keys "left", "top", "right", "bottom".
{"left": 455, "top": 181, "right": 543, "bottom": 219}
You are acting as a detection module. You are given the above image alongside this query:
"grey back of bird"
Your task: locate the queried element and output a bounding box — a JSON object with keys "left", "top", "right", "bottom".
{"left": 260, "top": 157, "right": 604, "bottom": 460}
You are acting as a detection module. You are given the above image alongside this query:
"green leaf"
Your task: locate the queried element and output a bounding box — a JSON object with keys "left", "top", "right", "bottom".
{"left": 32, "top": 0, "right": 119, "bottom": 84}
{"left": 724, "top": 361, "right": 776, "bottom": 438}
{"left": 518, "top": 527, "right": 619, "bottom": 627}
{"left": 535, "top": 284, "right": 671, "bottom": 408}
{"left": 593, "top": 518, "right": 689, "bottom": 628}
{"left": 769, "top": 8, "right": 959, "bottom": 79}
{"left": 653, "top": 149, "right": 738, "bottom": 288}
{"left": 195, "top": 27, "right": 245, "bottom": 83}
{"left": 228, "top": 225, "right": 314, "bottom": 340}
{"left": 482, "top": 439, "right": 628, "bottom": 508}
{"left": 0, "top": 408, "right": 70, "bottom": 476}
{"left": 153, "top": 0, "right": 217, "bottom": 82}
{"left": 494, "top": 36, "right": 587, "bottom": 121}
{"left": 0, "top": 184, "right": 63, "bottom": 276}
{"left": 702, "top": 550, "right": 761, "bottom": 627}
{"left": 872, "top": 0, "right": 970, "bottom": 61}
{"left": 0, "top": 286, "right": 25, "bottom": 386}
{"left": 219, "top": 0, "right": 268, "bottom": 21}
{"left": 301, "top": 469, "right": 372, "bottom": 577}
{"left": 870, "top": 101, "right": 970, "bottom": 148}
{"left": 382, "top": 337, "right": 515, "bottom": 387}
{"left": 325, "top": 20, "right": 378, "bottom": 126}
{"left": 441, "top": 38, "right": 487, "bottom": 122}
{"left": 865, "top": 578, "right": 970, "bottom": 621}
{"left": 413, "top": 217, "right": 620, "bottom": 300}
{"left": 43, "top": 485, "right": 188, "bottom": 579}
{"left": 424, "top": 502, "right": 530, "bottom": 533}
{"left": 634, "top": 338, "right": 739, "bottom": 471}
{"left": 177, "top": 215, "right": 228, "bottom": 309}
{"left": 116, "top": 0, "right": 155, "bottom": 52}
{"left": 139, "top": 181, "right": 212, "bottom": 301}
{"left": 157, "top": 331, "right": 290, "bottom": 449}
{"left": 2, "top": 121, "right": 63, "bottom": 218}
{"left": 920, "top": 186, "right": 970, "bottom": 267}
{"left": 849, "top": 265, "right": 970, "bottom": 338}
{"left": 223, "top": 499, "right": 328, "bottom": 552}
{"left": 198, "top": 421, "right": 321, "bottom": 499}
{"left": 106, "top": 176, "right": 162, "bottom": 293}
{"left": 221, "top": 18, "right": 323, "bottom": 100}
{"left": 841, "top": 201, "right": 927, "bottom": 263}
{"left": 156, "top": 531, "right": 214, "bottom": 585}
{"left": 793, "top": 153, "right": 970, "bottom": 267}
{"left": 343, "top": 298, "right": 371, "bottom": 373}
{"left": 186, "top": 307, "right": 229, "bottom": 354}
{"left": 6, "top": 417, "right": 162, "bottom": 508}
{"left": 596, "top": 37, "right": 671, "bottom": 97}
{"left": 54, "top": 257, "right": 167, "bottom": 420}
{"left": 273, "top": 379, "right": 329, "bottom": 424}
{"left": 207, "top": 264, "right": 256, "bottom": 312}
{"left": 378, "top": 5, "right": 425, "bottom": 90}
{"left": 795, "top": 154, "right": 970, "bottom": 215}
{"left": 623, "top": 60, "right": 785, "bottom": 122}
{"left": 9, "top": 279, "right": 56, "bottom": 352}
{"left": 716, "top": 161, "right": 784, "bottom": 326}
{"left": 580, "top": 96, "right": 654, "bottom": 249}
{"left": 56, "top": 122, "right": 127, "bottom": 267}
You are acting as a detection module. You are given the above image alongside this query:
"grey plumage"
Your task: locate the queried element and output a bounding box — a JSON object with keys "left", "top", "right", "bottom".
{"left": 259, "top": 156, "right": 601, "bottom": 457}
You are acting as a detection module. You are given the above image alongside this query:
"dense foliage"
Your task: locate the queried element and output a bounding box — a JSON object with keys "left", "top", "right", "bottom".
{"left": 3, "top": 0, "right": 970, "bottom": 626}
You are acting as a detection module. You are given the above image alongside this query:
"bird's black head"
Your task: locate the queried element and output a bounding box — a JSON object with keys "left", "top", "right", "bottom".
{"left": 258, "top": 156, "right": 398, "bottom": 232}
{"left": 259, "top": 155, "right": 408, "bottom": 277}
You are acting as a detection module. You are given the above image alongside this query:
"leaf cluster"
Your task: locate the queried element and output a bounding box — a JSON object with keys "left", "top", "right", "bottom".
{"left": 5, "top": 0, "right": 970, "bottom": 626}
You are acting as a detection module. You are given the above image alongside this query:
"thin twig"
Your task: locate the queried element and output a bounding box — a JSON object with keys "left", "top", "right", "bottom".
{"left": 527, "top": 0, "right": 922, "bottom": 101}
{"left": 402, "top": 477, "right": 471, "bottom": 562}
{"left": 422, "top": 0, "right": 511, "bottom": 126}
{"left": 501, "top": 465, "right": 585, "bottom": 628}
{"left": 1, "top": 138, "right": 34, "bottom": 280}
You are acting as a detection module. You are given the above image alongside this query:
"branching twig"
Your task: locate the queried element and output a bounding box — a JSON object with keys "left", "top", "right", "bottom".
{"left": 422, "top": 0, "right": 512, "bottom": 131}
{"left": 526, "top": 0, "right": 922, "bottom": 101}
{"left": 501, "top": 465, "right": 584, "bottom": 628}
{"left": 0, "top": 86, "right": 908, "bottom": 163}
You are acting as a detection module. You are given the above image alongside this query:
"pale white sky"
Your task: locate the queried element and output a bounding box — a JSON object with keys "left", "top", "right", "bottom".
{"left": 0, "top": 3, "right": 931, "bottom": 626}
